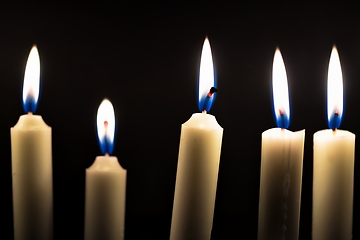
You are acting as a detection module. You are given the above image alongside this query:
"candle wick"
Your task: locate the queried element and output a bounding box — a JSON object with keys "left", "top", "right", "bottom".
{"left": 28, "top": 112, "right": 33, "bottom": 115}
{"left": 207, "top": 87, "right": 217, "bottom": 97}
{"left": 202, "top": 110, "right": 207, "bottom": 114}
{"left": 201, "top": 87, "right": 217, "bottom": 113}
{"left": 330, "top": 111, "right": 340, "bottom": 131}
{"left": 105, "top": 153, "right": 109, "bottom": 157}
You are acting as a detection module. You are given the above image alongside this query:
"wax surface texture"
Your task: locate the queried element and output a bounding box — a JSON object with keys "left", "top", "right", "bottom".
{"left": 258, "top": 128, "right": 304, "bottom": 240}
{"left": 313, "top": 129, "right": 355, "bottom": 240}
{"left": 85, "top": 156, "right": 127, "bottom": 240}
{"left": 11, "top": 114, "right": 53, "bottom": 240}
{"left": 170, "top": 113, "right": 223, "bottom": 240}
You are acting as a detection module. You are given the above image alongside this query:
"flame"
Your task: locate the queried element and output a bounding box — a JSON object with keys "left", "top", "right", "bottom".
{"left": 272, "top": 48, "right": 290, "bottom": 129}
{"left": 97, "top": 99, "right": 115, "bottom": 155}
{"left": 198, "top": 37, "right": 216, "bottom": 112}
{"left": 22, "top": 45, "right": 40, "bottom": 113}
{"left": 327, "top": 46, "right": 343, "bottom": 130}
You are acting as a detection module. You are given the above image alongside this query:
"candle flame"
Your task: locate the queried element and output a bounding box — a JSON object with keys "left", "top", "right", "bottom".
{"left": 97, "top": 99, "right": 115, "bottom": 155}
{"left": 327, "top": 46, "right": 343, "bottom": 130}
{"left": 198, "top": 37, "right": 216, "bottom": 112}
{"left": 23, "top": 45, "right": 40, "bottom": 113}
{"left": 272, "top": 48, "right": 290, "bottom": 129}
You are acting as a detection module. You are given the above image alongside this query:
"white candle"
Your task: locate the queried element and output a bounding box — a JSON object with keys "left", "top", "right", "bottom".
{"left": 312, "top": 46, "right": 355, "bottom": 240}
{"left": 170, "top": 38, "right": 223, "bottom": 240}
{"left": 258, "top": 49, "right": 305, "bottom": 240}
{"left": 84, "top": 99, "right": 127, "bottom": 240}
{"left": 11, "top": 46, "right": 53, "bottom": 240}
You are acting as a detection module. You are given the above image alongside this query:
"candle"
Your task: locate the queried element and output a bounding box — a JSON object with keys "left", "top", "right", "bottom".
{"left": 257, "top": 48, "right": 305, "bottom": 240}
{"left": 170, "top": 38, "right": 223, "bottom": 240}
{"left": 84, "top": 99, "right": 127, "bottom": 240}
{"left": 312, "top": 46, "right": 355, "bottom": 240}
{"left": 11, "top": 45, "right": 53, "bottom": 240}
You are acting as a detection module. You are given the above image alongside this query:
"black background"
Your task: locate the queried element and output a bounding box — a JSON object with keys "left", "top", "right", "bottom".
{"left": 1, "top": 1, "right": 360, "bottom": 239}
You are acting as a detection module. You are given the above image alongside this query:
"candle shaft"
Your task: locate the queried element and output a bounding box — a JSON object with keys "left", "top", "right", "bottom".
{"left": 84, "top": 156, "right": 126, "bottom": 240}
{"left": 170, "top": 113, "right": 223, "bottom": 240}
{"left": 11, "top": 114, "right": 53, "bottom": 240}
{"left": 312, "top": 129, "right": 355, "bottom": 240}
{"left": 258, "top": 128, "right": 304, "bottom": 240}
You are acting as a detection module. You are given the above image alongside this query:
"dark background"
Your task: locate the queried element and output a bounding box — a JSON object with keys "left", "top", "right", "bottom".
{"left": 1, "top": 1, "right": 360, "bottom": 239}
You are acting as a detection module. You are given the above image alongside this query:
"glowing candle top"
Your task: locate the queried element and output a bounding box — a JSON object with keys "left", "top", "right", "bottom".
{"left": 23, "top": 45, "right": 40, "bottom": 113}
{"left": 272, "top": 48, "right": 290, "bottom": 129}
{"left": 327, "top": 46, "right": 343, "bottom": 130}
{"left": 97, "top": 99, "right": 115, "bottom": 155}
{"left": 198, "top": 37, "right": 217, "bottom": 113}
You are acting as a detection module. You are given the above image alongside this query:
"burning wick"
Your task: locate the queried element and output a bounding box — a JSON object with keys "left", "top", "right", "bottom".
{"left": 202, "top": 87, "right": 217, "bottom": 114}
{"left": 278, "top": 109, "right": 286, "bottom": 130}
{"left": 332, "top": 111, "right": 339, "bottom": 132}
{"left": 104, "top": 121, "right": 110, "bottom": 156}
{"left": 207, "top": 87, "right": 217, "bottom": 97}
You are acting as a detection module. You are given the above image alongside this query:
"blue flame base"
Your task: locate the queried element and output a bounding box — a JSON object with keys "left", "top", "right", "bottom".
{"left": 99, "top": 136, "right": 114, "bottom": 155}
{"left": 328, "top": 113, "right": 341, "bottom": 130}
{"left": 199, "top": 94, "right": 216, "bottom": 112}
{"left": 23, "top": 98, "right": 37, "bottom": 113}
{"left": 276, "top": 113, "right": 289, "bottom": 129}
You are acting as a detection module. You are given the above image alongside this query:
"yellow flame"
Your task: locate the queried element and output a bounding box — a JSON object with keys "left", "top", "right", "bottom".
{"left": 198, "top": 37, "right": 214, "bottom": 103}
{"left": 23, "top": 45, "right": 40, "bottom": 105}
{"left": 327, "top": 46, "right": 343, "bottom": 122}
{"left": 272, "top": 48, "right": 290, "bottom": 121}
{"left": 97, "top": 99, "right": 115, "bottom": 145}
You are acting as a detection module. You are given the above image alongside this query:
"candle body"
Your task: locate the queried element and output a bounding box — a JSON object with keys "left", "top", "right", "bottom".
{"left": 170, "top": 113, "right": 223, "bottom": 240}
{"left": 258, "top": 128, "right": 305, "bottom": 240}
{"left": 312, "top": 129, "right": 355, "bottom": 240}
{"left": 11, "top": 114, "right": 53, "bottom": 240}
{"left": 84, "top": 156, "right": 127, "bottom": 240}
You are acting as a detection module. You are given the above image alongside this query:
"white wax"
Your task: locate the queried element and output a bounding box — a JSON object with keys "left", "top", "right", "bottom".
{"left": 313, "top": 129, "right": 355, "bottom": 240}
{"left": 258, "top": 128, "right": 305, "bottom": 240}
{"left": 11, "top": 114, "right": 53, "bottom": 240}
{"left": 84, "top": 156, "right": 127, "bottom": 240}
{"left": 170, "top": 112, "right": 223, "bottom": 240}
